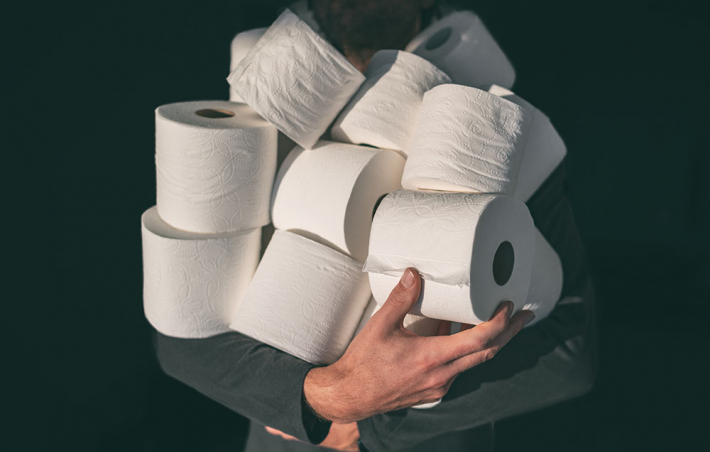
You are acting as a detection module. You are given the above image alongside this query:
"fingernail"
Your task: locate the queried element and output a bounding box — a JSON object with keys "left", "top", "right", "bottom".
{"left": 524, "top": 313, "right": 536, "bottom": 325}
{"left": 494, "top": 301, "right": 512, "bottom": 317}
{"left": 505, "top": 301, "right": 514, "bottom": 314}
{"left": 401, "top": 269, "right": 415, "bottom": 288}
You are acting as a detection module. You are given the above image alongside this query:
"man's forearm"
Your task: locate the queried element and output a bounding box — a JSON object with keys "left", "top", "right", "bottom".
{"left": 153, "top": 330, "right": 331, "bottom": 444}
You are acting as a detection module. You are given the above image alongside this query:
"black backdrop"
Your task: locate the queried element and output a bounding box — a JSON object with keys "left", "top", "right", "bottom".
{"left": 7, "top": 0, "right": 709, "bottom": 450}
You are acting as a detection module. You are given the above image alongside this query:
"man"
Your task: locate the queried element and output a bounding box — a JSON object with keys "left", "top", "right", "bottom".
{"left": 154, "top": 1, "right": 597, "bottom": 451}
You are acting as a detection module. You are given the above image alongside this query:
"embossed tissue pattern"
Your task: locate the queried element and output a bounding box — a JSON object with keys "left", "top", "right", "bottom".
{"left": 332, "top": 50, "right": 450, "bottom": 152}
{"left": 228, "top": 9, "right": 365, "bottom": 150}
{"left": 230, "top": 230, "right": 370, "bottom": 365}
{"left": 403, "top": 84, "right": 530, "bottom": 194}
{"left": 363, "top": 189, "right": 497, "bottom": 286}
{"left": 142, "top": 209, "right": 261, "bottom": 338}
{"left": 156, "top": 120, "right": 276, "bottom": 233}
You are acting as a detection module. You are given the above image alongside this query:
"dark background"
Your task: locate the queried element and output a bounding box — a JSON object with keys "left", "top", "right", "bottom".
{"left": 7, "top": 0, "right": 709, "bottom": 450}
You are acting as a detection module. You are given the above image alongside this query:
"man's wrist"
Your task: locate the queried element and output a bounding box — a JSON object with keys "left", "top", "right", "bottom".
{"left": 304, "top": 365, "right": 350, "bottom": 423}
{"left": 303, "top": 368, "right": 332, "bottom": 422}
{"left": 301, "top": 387, "right": 332, "bottom": 444}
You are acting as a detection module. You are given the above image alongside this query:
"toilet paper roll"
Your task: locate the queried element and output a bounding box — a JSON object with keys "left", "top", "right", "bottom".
{"left": 405, "top": 11, "right": 515, "bottom": 89}
{"left": 228, "top": 9, "right": 365, "bottom": 150}
{"left": 523, "top": 229, "right": 563, "bottom": 325}
{"left": 363, "top": 190, "right": 535, "bottom": 323}
{"left": 271, "top": 141, "right": 405, "bottom": 262}
{"left": 331, "top": 50, "right": 451, "bottom": 153}
{"left": 230, "top": 230, "right": 372, "bottom": 365}
{"left": 229, "top": 28, "right": 267, "bottom": 103}
{"left": 401, "top": 84, "right": 531, "bottom": 196}
{"left": 369, "top": 229, "right": 562, "bottom": 325}
{"left": 227, "top": 0, "right": 324, "bottom": 102}
{"left": 155, "top": 101, "right": 277, "bottom": 233}
{"left": 488, "top": 85, "right": 567, "bottom": 202}
{"left": 141, "top": 207, "right": 261, "bottom": 338}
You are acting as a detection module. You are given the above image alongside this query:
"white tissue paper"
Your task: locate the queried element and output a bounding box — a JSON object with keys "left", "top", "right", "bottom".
{"left": 331, "top": 50, "right": 451, "bottom": 153}
{"left": 401, "top": 84, "right": 531, "bottom": 196}
{"left": 488, "top": 85, "right": 567, "bottom": 202}
{"left": 227, "top": 0, "right": 324, "bottom": 101}
{"left": 230, "top": 230, "right": 371, "bottom": 365}
{"left": 228, "top": 9, "right": 365, "bottom": 150}
{"left": 405, "top": 11, "right": 515, "bottom": 89}
{"left": 141, "top": 207, "right": 261, "bottom": 338}
{"left": 271, "top": 141, "right": 405, "bottom": 262}
{"left": 524, "top": 229, "right": 563, "bottom": 325}
{"left": 155, "top": 101, "right": 277, "bottom": 233}
{"left": 369, "top": 229, "right": 562, "bottom": 326}
{"left": 229, "top": 28, "right": 267, "bottom": 103}
{"left": 363, "top": 190, "right": 535, "bottom": 324}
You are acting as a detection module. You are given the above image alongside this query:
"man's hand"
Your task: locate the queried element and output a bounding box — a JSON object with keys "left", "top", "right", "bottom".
{"left": 304, "top": 268, "right": 534, "bottom": 423}
{"left": 265, "top": 423, "right": 359, "bottom": 451}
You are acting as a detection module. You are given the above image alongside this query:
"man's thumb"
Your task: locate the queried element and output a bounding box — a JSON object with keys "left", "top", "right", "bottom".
{"left": 378, "top": 268, "right": 421, "bottom": 326}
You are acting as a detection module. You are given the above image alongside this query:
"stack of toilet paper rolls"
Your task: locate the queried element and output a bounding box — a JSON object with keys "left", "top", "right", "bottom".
{"left": 227, "top": 9, "right": 412, "bottom": 365}
{"left": 142, "top": 101, "right": 277, "bottom": 338}
{"left": 226, "top": 7, "right": 472, "bottom": 345}
{"left": 142, "top": 2, "right": 567, "bottom": 367}
{"left": 364, "top": 82, "right": 567, "bottom": 327}
{"left": 229, "top": 141, "right": 405, "bottom": 364}
{"left": 224, "top": 6, "right": 560, "bottom": 356}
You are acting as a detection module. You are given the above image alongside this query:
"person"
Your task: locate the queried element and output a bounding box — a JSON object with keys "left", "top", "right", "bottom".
{"left": 153, "top": 1, "right": 597, "bottom": 451}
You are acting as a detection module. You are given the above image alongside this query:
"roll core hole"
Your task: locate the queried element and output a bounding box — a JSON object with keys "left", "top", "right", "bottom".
{"left": 492, "top": 241, "right": 515, "bottom": 286}
{"left": 195, "top": 109, "right": 235, "bottom": 119}
{"left": 372, "top": 194, "right": 388, "bottom": 219}
{"left": 425, "top": 27, "right": 452, "bottom": 51}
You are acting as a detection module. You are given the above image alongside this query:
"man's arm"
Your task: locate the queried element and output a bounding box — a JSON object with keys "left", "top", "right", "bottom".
{"left": 154, "top": 268, "right": 533, "bottom": 448}
{"left": 153, "top": 275, "right": 531, "bottom": 446}
{"left": 356, "top": 163, "right": 598, "bottom": 451}
{"left": 152, "top": 166, "right": 577, "bottom": 449}
{"left": 153, "top": 330, "right": 332, "bottom": 444}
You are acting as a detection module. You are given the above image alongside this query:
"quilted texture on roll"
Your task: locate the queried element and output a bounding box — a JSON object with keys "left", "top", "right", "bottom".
{"left": 228, "top": 9, "right": 365, "bottom": 150}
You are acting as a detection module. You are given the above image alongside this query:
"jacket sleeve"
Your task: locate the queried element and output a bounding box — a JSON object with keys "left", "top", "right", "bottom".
{"left": 358, "top": 163, "right": 599, "bottom": 452}
{"left": 153, "top": 330, "right": 332, "bottom": 444}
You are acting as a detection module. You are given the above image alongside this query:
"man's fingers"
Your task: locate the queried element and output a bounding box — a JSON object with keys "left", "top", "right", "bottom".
{"left": 487, "top": 309, "right": 534, "bottom": 350}
{"left": 447, "top": 309, "right": 534, "bottom": 374}
{"left": 428, "top": 301, "right": 514, "bottom": 364}
{"left": 265, "top": 426, "right": 298, "bottom": 441}
{"left": 375, "top": 268, "right": 421, "bottom": 329}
